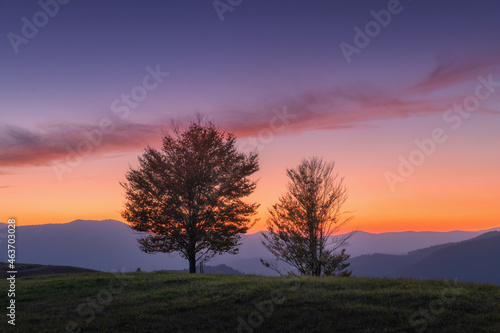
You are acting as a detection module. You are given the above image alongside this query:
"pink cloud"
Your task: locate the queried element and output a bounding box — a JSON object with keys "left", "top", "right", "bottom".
{"left": 219, "top": 87, "right": 456, "bottom": 137}
{"left": 0, "top": 122, "right": 163, "bottom": 167}
{"left": 2, "top": 58, "right": 499, "bottom": 168}
{"left": 412, "top": 54, "right": 500, "bottom": 93}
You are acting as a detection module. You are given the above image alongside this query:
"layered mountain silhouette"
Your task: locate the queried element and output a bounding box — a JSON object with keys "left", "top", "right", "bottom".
{"left": 1, "top": 220, "right": 498, "bottom": 284}
{"left": 349, "top": 231, "right": 500, "bottom": 284}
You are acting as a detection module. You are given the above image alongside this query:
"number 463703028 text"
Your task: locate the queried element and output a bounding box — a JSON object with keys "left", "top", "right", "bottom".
{"left": 7, "top": 219, "right": 16, "bottom": 270}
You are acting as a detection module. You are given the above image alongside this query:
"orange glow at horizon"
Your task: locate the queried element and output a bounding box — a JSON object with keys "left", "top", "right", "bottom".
{"left": 2, "top": 121, "right": 499, "bottom": 234}
{"left": 3, "top": 156, "right": 499, "bottom": 234}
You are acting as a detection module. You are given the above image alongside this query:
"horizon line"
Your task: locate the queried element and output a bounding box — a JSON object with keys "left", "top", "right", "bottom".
{"left": 2, "top": 218, "right": 499, "bottom": 235}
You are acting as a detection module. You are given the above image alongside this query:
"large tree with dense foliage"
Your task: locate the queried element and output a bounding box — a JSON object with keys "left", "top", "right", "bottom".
{"left": 121, "top": 118, "right": 259, "bottom": 273}
{"left": 262, "top": 157, "right": 354, "bottom": 276}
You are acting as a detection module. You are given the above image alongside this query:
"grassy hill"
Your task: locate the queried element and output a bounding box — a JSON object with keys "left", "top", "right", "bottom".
{"left": 165, "top": 263, "right": 244, "bottom": 275}
{"left": 0, "top": 262, "right": 100, "bottom": 279}
{"left": 2, "top": 272, "right": 499, "bottom": 332}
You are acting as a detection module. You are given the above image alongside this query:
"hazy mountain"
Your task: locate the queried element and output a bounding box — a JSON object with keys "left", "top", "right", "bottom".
{"left": 1, "top": 219, "right": 498, "bottom": 282}
{"left": 214, "top": 228, "right": 500, "bottom": 275}
{"left": 350, "top": 231, "right": 500, "bottom": 285}
{"left": 398, "top": 231, "right": 500, "bottom": 284}
{"left": 345, "top": 229, "right": 500, "bottom": 256}
{"left": 0, "top": 220, "right": 187, "bottom": 272}
{"left": 221, "top": 228, "right": 499, "bottom": 260}
{"left": 348, "top": 242, "right": 457, "bottom": 277}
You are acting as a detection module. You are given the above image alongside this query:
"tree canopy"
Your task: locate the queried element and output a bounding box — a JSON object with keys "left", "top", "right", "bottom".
{"left": 262, "top": 157, "right": 353, "bottom": 276}
{"left": 121, "top": 119, "right": 259, "bottom": 273}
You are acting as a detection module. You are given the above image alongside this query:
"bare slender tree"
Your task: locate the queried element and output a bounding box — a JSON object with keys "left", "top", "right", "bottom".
{"left": 261, "top": 157, "right": 354, "bottom": 276}
{"left": 121, "top": 117, "right": 259, "bottom": 273}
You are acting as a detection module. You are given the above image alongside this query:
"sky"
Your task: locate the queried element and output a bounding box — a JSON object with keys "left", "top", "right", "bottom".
{"left": 1, "top": 0, "right": 499, "bottom": 232}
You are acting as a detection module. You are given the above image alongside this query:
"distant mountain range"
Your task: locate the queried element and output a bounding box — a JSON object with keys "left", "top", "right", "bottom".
{"left": 349, "top": 231, "right": 500, "bottom": 285}
{"left": 1, "top": 220, "right": 498, "bottom": 284}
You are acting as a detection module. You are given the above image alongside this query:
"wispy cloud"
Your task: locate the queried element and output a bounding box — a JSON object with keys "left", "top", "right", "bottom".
{"left": 412, "top": 53, "right": 500, "bottom": 93}
{"left": 220, "top": 86, "right": 467, "bottom": 136}
{"left": 0, "top": 122, "right": 163, "bottom": 167}
{"left": 224, "top": 55, "right": 500, "bottom": 136}
{"left": 1, "top": 57, "right": 498, "bottom": 168}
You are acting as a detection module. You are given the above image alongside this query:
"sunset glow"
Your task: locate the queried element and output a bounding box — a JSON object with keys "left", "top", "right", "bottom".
{"left": 1, "top": 0, "right": 499, "bottom": 233}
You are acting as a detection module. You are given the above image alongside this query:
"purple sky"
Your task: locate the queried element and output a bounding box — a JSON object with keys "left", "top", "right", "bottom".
{"left": 1, "top": 0, "right": 499, "bottom": 231}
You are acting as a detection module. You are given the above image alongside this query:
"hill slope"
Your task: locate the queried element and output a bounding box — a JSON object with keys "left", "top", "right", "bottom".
{"left": 0, "top": 262, "right": 99, "bottom": 278}
{"left": 3, "top": 272, "right": 499, "bottom": 332}
{"left": 350, "top": 232, "right": 500, "bottom": 284}
{"left": 399, "top": 232, "right": 500, "bottom": 284}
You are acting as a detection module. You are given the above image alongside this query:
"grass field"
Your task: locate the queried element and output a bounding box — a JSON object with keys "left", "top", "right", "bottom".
{"left": 2, "top": 271, "right": 499, "bottom": 332}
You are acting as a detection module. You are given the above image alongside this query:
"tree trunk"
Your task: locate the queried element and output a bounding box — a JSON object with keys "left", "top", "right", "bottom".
{"left": 189, "top": 253, "right": 197, "bottom": 273}
{"left": 187, "top": 218, "right": 197, "bottom": 273}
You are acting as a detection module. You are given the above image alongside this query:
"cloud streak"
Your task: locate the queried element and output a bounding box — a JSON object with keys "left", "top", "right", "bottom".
{"left": 0, "top": 122, "right": 163, "bottom": 167}
{"left": 219, "top": 86, "right": 491, "bottom": 138}
{"left": 1, "top": 58, "right": 498, "bottom": 168}
{"left": 412, "top": 53, "right": 500, "bottom": 93}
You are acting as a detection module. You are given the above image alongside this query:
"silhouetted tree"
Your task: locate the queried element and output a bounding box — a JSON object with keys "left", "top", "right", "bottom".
{"left": 261, "top": 157, "right": 354, "bottom": 276}
{"left": 121, "top": 118, "right": 259, "bottom": 273}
